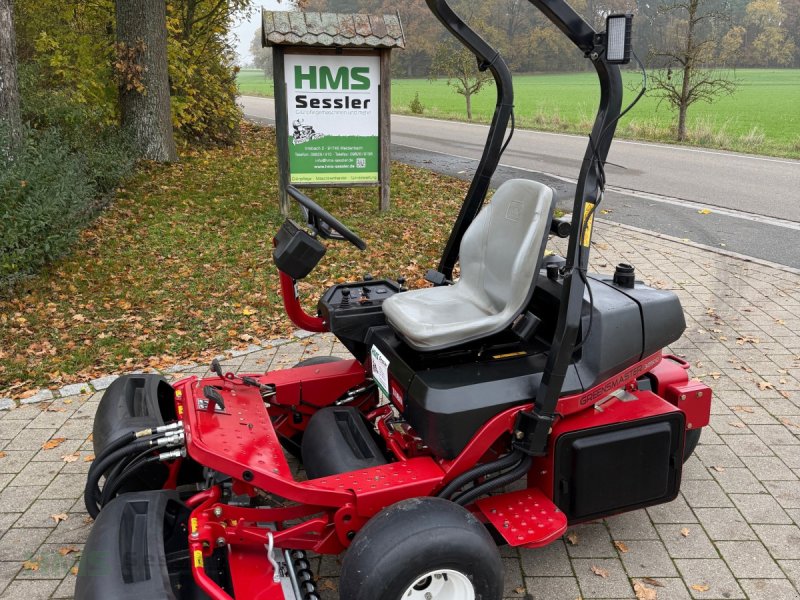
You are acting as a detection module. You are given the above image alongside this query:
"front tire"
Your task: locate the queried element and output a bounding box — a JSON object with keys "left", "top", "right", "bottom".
{"left": 683, "top": 428, "right": 702, "bottom": 462}
{"left": 340, "top": 497, "right": 503, "bottom": 600}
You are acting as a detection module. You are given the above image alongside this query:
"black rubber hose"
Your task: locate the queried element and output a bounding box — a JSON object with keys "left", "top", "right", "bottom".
{"left": 437, "top": 451, "right": 523, "bottom": 500}
{"left": 453, "top": 455, "right": 534, "bottom": 507}
{"left": 101, "top": 454, "right": 161, "bottom": 505}
{"left": 84, "top": 438, "right": 153, "bottom": 518}
{"left": 98, "top": 446, "right": 154, "bottom": 507}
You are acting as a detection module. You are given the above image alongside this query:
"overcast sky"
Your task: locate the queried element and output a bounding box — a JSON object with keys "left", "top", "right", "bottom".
{"left": 230, "top": 1, "right": 293, "bottom": 65}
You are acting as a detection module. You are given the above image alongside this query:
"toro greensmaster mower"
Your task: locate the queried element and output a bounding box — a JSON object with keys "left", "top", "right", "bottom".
{"left": 75, "top": 1, "right": 712, "bottom": 599}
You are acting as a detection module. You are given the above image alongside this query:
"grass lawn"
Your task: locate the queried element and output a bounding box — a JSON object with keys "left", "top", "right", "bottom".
{"left": 238, "top": 68, "right": 800, "bottom": 158}
{"left": 0, "top": 125, "right": 468, "bottom": 396}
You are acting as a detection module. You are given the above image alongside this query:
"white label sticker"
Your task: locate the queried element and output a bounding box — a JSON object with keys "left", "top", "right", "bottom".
{"left": 370, "top": 345, "right": 390, "bottom": 398}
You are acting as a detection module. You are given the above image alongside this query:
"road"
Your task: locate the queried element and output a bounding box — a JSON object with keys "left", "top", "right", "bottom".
{"left": 240, "top": 95, "right": 800, "bottom": 269}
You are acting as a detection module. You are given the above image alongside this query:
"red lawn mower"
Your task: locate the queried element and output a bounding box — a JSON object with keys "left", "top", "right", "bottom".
{"left": 76, "top": 1, "right": 711, "bottom": 599}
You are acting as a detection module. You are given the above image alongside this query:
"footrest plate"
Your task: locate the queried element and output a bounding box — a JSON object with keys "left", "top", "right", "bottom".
{"left": 476, "top": 489, "right": 567, "bottom": 548}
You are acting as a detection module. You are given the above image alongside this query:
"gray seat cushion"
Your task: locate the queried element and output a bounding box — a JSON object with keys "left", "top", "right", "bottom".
{"left": 383, "top": 179, "right": 554, "bottom": 351}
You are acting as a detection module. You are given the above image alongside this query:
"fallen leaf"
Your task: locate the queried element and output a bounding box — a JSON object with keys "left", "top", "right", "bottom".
{"left": 728, "top": 421, "right": 746, "bottom": 429}
{"left": 84, "top": 454, "right": 95, "bottom": 462}
{"left": 591, "top": 565, "right": 609, "bottom": 578}
{"left": 71, "top": 565, "right": 79, "bottom": 575}
{"left": 691, "top": 583, "right": 710, "bottom": 592}
{"left": 22, "top": 560, "right": 40, "bottom": 571}
{"left": 758, "top": 381, "right": 775, "bottom": 391}
{"left": 641, "top": 577, "right": 664, "bottom": 587}
{"left": 51, "top": 513, "right": 68, "bottom": 524}
{"left": 634, "top": 581, "right": 657, "bottom": 600}
{"left": 42, "top": 437, "right": 66, "bottom": 450}
{"left": 697, "top": 209, "right": 712, "bottom": 215}
{"left": 780, "top": 391, "right": 792, "bottom": 399}
{"left": 514, "top": 587, "right": 525, "bottom": 594}
{"left": 781, "top": 418, "right": 800, "bottom": 429}
{"left": 0, "top": 451, "right": 6, "bottom": 459}
{"left": 732, "top": 406, "right": 755, "bottom": 414}
{"left": 566, "top": 531, "right": 579, "bottom": 545}
{"left": 317, "top": 579, "right": 336, "bottom": 591}
{"left": 61, "top": 453, "right": 80, "bottom": 463}
{"left": 711, "top": 466, "right": 725, "bottom": 472}
{"left": 58, "top": 545, "right": 80, "bottom": 556}
{"left": 614, "top": 540, "right": 629, "bottom": 553}
{"left": 680, "top": 527, "right": 691, "bottom": 537}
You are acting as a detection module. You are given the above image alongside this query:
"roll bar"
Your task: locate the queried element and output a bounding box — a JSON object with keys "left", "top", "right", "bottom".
{"left": 426, "top": 0, "right": 625, "bottom": 455}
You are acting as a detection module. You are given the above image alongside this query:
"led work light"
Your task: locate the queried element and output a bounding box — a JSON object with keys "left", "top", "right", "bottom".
{"left": 605, "top": 14, "right": 633, "bottom": 64}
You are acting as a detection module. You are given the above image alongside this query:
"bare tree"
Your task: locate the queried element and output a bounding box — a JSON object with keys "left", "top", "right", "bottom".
{"left": 250, "top": 28, "right": 272, "bottom": 76}
{"left": 0, "top": 0, "right": 22, "bottom": 151}
{"left": 115, "top": 0, "right": 177, "bottom": 162}
{"left": 650, "top": 0, "right": 737, "bottom": 141}
{"left": 430, "top": 39, "right": 494, "bottom": 120}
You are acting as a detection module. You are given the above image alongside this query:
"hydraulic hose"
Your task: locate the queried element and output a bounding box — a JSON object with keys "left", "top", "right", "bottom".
{"left": 452, "top": 455, "right": 534, "bottom": 507}
{"left": 437, "top": 451, "right": 523, "bottom": 500}
{"left": 98, "top": 446, "right": 154, "bottom": 507}
{"left": 84, "top": 438, "right": 155, "bottom": 518}
{"left": 101, "top": 454, "right": 161, "bottom": 504}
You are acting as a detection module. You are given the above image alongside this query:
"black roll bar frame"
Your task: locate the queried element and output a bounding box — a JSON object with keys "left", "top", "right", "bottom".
{"left": 425, "top": 0, "right": 624, "bottom": 454}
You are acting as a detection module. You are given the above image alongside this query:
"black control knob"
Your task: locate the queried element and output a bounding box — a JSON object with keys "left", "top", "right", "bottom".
{"left": 363, "top": 273, "right": 374, "bottom": 281}
{"left": 397, "top": 277, "right": 406, "bottom": 287}
{"left": 340, "top": 288, "right": 351, "bottom": 305}
{"left": 546, "top": 264, "right": 560, "bottom": 281}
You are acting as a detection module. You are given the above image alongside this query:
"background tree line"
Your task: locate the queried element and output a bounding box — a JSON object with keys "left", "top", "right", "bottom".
{"left": 302, "top": 0, "right": 799, "bottom": 76}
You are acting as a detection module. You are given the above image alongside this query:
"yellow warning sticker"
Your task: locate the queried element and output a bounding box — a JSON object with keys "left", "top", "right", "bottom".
{"left": 193, "top": 550, "right": 204, "bottom": 568}
{"left": 581, "top": 202, "right": 595, "bottom": 247}
{"left": 190, "top": 517, "right": 198, "bottom": 533}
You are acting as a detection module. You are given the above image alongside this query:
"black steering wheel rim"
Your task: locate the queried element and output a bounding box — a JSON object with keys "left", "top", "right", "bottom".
{"left": 286, "top": 186, "right": 366, "bottom": 251}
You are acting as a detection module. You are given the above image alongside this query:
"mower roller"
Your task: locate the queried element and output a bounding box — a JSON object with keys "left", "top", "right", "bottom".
{"left": 76, "top": 1, "right": 712, "bottom": 599}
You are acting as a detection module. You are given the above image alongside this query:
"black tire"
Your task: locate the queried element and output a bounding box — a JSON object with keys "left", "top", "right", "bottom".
{"left": 279, "top": 356, "right": 345, "bottom": 459}
{"left": 683, "top": 428, "right": 702, "bottom": 462}
{"left": 340, "top": 497, "right": 504, "bottom": 600}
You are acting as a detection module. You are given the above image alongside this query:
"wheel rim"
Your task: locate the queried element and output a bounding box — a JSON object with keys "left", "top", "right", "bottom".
{"left": 402, "top": 569, "right": 475, "bottom": 600}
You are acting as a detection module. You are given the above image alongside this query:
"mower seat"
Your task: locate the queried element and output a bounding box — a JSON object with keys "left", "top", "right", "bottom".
{"left": 383, "top": 179, "right": 554, "bottom": 351}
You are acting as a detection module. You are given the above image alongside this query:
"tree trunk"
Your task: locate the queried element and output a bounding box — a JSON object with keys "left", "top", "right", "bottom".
{"left": 116, "top": 0, "right": 177, "bottom": 162}
{"left": 0, "top": 0, "right": 22, "bottom": 151}
{"left": 465, "top": 92, "right": 472, "bottom": 120}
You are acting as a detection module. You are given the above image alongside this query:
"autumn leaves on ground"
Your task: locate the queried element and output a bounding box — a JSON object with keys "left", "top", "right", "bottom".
{"left": 0, "top": 124, "right": 466, "bottom": 396}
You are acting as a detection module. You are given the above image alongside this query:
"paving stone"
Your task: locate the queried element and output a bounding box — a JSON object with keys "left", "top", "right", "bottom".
{"left": 617, "top": 539, "right": 678, "bottom": 577}
{"left": 16, "top": 499, "right": 76, "bottom": 529}
{"left": 0, "top": 486, "right": 46, "bottom": 513}
{"left": 19, "top": 390, "right": 53, "bottom": 405}
{"left": 694, "top": 507, "right": 757, "bottom": 541}
{"left": 524, "top": 576, "right": 582, "bottom": 600}
{"left": 0, "top": 527, "right": 51, "bottom": 561}
{"left": 741, "top": 455, "right": 798, "bottom": 480}
{"left": 711, "top": 467, "right": 767, "bottom": 494}
{"left": 519, "top": 540, "right": 573, "bottom": 577}
{"left": 719, "top": 434, "right": 774, "bottom": 456}
{"left": 738, "top": 578, "right": 800, "bottom": 599}
{"left": 0, "top": 400, "right": 13, "bottom": 412}
{"left": 695, "top": 444, "right": 745, "bottom": 468}
{"left": 674, "top": 558, "right": 746, "bottom": 599}
{"left": 605, "top": 511, "right": 659, "bottom": 540}
{"left": 10, "top": 461, "right": 62, "bottom": 487}
{"left": 572, "top": 558, "right": 633, "bottom": 598}
{"left": 502, "top": 557, "right": 525, "bottom": 597}
{"left": 564, "top": 523, "right": 616, "bottom": 558}
{"left": 765, "top": 480, "right": 800, "bottom": 509}
{"left": 88, "top": 375, "right": 117, "bottom": 391}
{"left": 0, "top": 579, "right": 59, "bottom": 599}
{"left": 730, "top": 493, "right": 793, "bottom": 524}
{"left": 716, "top": 540, "right": 784, "bottom": 578}
{"left": 681, "top": 479, "right": 733, "bottom": 508}
{"left": 0, "top": 420, "right": 26, "bottom": 440}
{"left": 656, "top": 523, "right": 718, "bottom": 559}
{"left": 42, "top": 473, "right": 88, "bottom": 500}
{"left": 647, "top": 495, "right": 697, "bottom": 523}
{"left": 0, "top": 450, "right": 38, "bottom": 474}
{"left": 57, "top": 384, "right": 91, "bottom": 397}
{"left": 6, "top": 428, "right": 57, "bottom": 451}
{"left": 753, "top": 524, "right": 800, "bottom": 559}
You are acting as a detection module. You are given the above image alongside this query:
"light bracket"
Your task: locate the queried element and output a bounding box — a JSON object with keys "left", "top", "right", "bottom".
{"left": 605, "top": 14, "right": 633, "bottom": 64}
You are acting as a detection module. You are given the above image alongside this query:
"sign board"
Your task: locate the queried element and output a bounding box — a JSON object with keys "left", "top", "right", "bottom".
{"left": 284, "top": 54, "right": 381, "bottom": 185}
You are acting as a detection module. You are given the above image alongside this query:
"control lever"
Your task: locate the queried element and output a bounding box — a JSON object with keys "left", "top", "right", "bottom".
{"left": 203, "top": 386, "right": 225, "bottom": 411}
{"left": 211, "top": 358, "right": 224, "bottom": 378}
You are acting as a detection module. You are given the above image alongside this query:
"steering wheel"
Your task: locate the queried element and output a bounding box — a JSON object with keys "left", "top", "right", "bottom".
{"left": 287, "top": 186, "right": 366, "bottom": 251}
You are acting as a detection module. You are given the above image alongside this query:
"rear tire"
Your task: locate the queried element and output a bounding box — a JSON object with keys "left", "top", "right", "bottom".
{"left": 340, "top": 497, "right": 503, "bottom": 600}
{"left": 683, "top": 428, "right": 702, "bottom": 462}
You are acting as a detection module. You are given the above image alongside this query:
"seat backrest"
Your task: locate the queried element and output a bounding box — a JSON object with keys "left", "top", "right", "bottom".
{"left": 458, "top": 179, "right": 554, "bottom": 314}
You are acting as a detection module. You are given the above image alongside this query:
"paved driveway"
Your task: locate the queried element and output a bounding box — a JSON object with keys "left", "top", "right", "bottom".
{"left": 0, "top": 222, "right": 798, "bottom": 599}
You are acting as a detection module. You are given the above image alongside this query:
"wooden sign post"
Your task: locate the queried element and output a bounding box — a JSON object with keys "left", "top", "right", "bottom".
{"left": 263, "top": 11, "right": 405, "bottom": 214}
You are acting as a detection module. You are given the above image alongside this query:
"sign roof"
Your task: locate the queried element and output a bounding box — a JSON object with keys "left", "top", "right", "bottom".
{"left": 262, "top": 10, "right": 405, "bottom": 49}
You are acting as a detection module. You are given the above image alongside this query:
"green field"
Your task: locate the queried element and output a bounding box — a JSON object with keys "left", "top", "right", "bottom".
{"left": 238, "top": 68, "right": 800, "bottom": 158}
